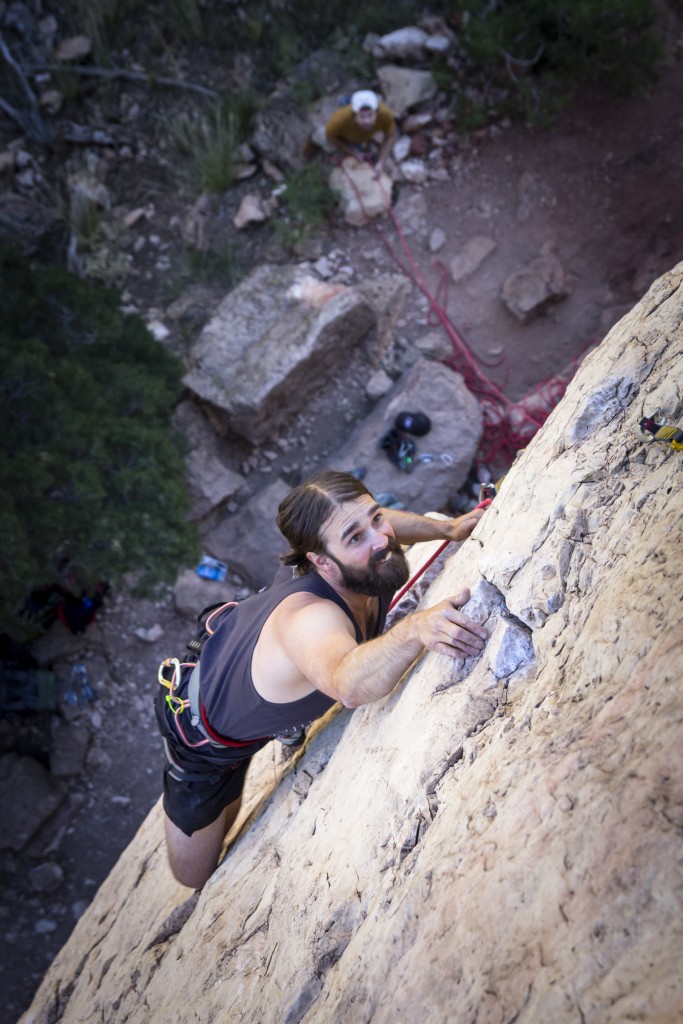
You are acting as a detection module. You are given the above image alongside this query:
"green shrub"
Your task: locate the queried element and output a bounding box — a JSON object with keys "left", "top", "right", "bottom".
{"left": 454, "top": 0, "right": 662, "bottom": 108}
{"left": 275, "top": 162, "right": 337, "bottom": 251}
{"left": 0, "top": 248, "right": 199, "bottom": 623}
{"left": 162, "top": 0, "right": 204, "bottom": 42}
{"left": 170, "top": 94, "right": 257, "bottom": 194}
{"left": 164, "top": 243, "right": 243, "bottom": 302}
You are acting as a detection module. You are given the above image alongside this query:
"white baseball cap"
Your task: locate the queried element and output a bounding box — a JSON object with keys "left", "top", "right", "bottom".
{"left": 351, "top": 89, "right": 379, "bottom": 112}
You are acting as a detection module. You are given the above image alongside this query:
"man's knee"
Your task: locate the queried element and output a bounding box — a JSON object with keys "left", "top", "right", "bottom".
{"left": 164, "top": 797, "right": 242, "bottom": 889}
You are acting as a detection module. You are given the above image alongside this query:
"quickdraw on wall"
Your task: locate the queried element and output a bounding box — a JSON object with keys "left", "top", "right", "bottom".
{"left": 637, "top": 411, "right": 683, "bottom": 451}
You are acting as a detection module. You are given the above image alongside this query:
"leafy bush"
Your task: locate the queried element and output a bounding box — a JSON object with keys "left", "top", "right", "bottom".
{"left": 453, "top": 0, "right": 662, "bottom": 112}
{"left": 0, "top": 248, "right": 199, "bottom": 623}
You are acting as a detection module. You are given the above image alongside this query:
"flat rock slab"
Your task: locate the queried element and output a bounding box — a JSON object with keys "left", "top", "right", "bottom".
{"left": 329, "top": 357, "right": 483, "bottom": 513}
{"left": 450, "top": 235, "right": 497, "bottom": 282}
{"left": 183, "top": 264, "right": 376, "bottom": 445}
{"left": 203, "top": 477, "right": 290, "bottom": 589}
{"left": 501, "top": 252, "right": 571, "bottom": 323}
{"left": 0, "top": 754, "right": 65, "bottom": 852}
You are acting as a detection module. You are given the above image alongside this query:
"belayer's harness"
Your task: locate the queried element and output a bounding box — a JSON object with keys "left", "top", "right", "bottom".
{"left": 158, "top": 602, "right": 272, "bottom": 751}
{"left": 637, "top": 411, "right": 683, "bottom": 451}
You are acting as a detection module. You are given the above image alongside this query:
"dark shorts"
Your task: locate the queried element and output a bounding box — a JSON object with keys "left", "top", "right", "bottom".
{"left": 155, "top": 687, "right": 256, "bottom": 838}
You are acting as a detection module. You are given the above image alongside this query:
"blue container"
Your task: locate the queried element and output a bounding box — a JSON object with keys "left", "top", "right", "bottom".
{"left": 196, "top": 556, "right": 228, "bottom": 582}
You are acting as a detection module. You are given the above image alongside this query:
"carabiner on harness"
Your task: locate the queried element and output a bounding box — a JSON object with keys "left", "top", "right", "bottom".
{"left": 158, "top": 657, "right": 191, "bottom": 716}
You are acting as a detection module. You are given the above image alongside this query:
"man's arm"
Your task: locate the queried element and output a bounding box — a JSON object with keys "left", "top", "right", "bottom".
{"left": 383, "top": 506, "right": 485, "bottom": 545}
{"left": 276, "top": 587, "right": 486, "bottom": 709}
{"left": 376, "top": 124, "right": 397, "bottom": 173}
{"left": 325, "top": 108, "right": 359, "bottom": 161}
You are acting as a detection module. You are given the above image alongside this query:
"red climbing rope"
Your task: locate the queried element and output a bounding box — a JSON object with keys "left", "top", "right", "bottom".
{"left": 340, "top": 161, "right": 589, "bottom": 469}
{"left": 388, "top": 538, "right": 450, "bottom": 611}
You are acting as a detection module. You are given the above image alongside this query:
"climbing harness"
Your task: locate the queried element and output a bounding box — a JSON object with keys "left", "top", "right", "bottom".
{"left": 637, "top": 411, "right": 683, "bottom": 450}
{"left": 158, "top": 601, "right": 272, "bottom": 751}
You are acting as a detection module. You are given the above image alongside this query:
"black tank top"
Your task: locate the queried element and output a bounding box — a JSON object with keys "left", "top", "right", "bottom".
{"left": 199, "top": 566, "right": 390, "bottom": 741}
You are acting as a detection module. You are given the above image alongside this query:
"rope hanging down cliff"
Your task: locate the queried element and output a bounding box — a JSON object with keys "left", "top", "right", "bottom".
{"left": 341, "top": 161, "right": 585, "bottom": 467}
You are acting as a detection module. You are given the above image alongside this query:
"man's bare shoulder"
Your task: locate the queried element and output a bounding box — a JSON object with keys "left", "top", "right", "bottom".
{"left": 271, "top": 588, "right": 354, "bottom": 632}
{"left": 253, "top": 587, "right": 357, "bottom": 703}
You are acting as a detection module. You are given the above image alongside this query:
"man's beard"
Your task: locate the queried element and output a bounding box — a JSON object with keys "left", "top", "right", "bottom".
{"left": 325, "top": 537, "right": 410, "bottom": 598}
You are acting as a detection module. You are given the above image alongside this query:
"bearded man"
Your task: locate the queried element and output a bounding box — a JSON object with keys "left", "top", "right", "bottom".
{"left": 156, "top": 470, "right": 487, "bottom": 889}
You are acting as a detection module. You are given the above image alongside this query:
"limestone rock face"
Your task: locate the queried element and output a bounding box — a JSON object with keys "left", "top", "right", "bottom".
{"left": 183, "top": 264, "right": 376, "bottom": 445}
{"left": 20, "top": 265, "right": 683, "bottom": 1024}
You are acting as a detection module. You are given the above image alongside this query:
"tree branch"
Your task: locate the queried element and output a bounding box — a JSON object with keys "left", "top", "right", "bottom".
{"left": 500, "top": 44, "right": 545, "bottom": 83}
{"left": 29, "top": 63, "right": 219, "bottom": 99}
{"left": 0, "top": 30, "right": 52, "bottom": 141}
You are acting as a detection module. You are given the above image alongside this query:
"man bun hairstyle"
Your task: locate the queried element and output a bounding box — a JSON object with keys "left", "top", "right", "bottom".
{"left": 277, "top": 470, "right": 372, "bottom": 574}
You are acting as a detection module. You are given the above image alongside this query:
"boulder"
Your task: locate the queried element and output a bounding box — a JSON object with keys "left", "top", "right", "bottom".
{"left": 250, "top": 94, "right": 312, "bottom": 172}
{"left": 501, "top": 251, "right": 571, "bottom": 323}
{"left": 328, "top": 157, "right": 393, "bottom": 227}
{"left": 376, "top": 65, "right": 437, "bottom": 117}
{"left": 414, "top": 330, "right": 453, "bottom": 361}
{"left": 184, "top": 449, "right": 246, "bottom": 522}
{"left": 233, "top": 192, "right": 276, "bottom": 229}
{"left": 424, "top": 33, "right": 453, "bottom": 55}
{"left": 202, "top": 478, "right": 290, "bottom": 589}
{"left": 54, "top": 35, "right": 92, "bottom": 62}
{"left": 392, "top": 135, "right": 412, "bottom": 162}
{"left": 18, "top": 265, "right": 683, "bottom": 1024}
{"left": 372, "top": 27, "right": 429, "bottom": 62}
{"left": 365, "top": 369, "right": 394, "bottom": 399}
{"left": 172, "top": 569, "right": 238, "bottom": 618}
{"left": 429, "top": 227, "right": 446, "bottom": 253}
{"left": 329, "top": 357, "right": 483, "bottom": 513}
{"left": 182, "top": 264, "right": 376, "bottom": 445}
{"left": 0, "top": 754, "right": 65, "bottom": 852}
{"left": 233, "top": 194, "right": 269, "bottom": 229}
{"left": 398, "top": 158, "right": 428, "bottom": 185}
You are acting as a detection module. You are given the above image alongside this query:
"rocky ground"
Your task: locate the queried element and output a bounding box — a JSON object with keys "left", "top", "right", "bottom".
{"left": 2, "top": 8, "right": 683, "bottom": 1020}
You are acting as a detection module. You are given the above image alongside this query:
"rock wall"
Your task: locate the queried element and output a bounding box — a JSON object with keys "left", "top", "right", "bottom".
{"left": 21, "top": 265, "right": 683, "bottom": 1024}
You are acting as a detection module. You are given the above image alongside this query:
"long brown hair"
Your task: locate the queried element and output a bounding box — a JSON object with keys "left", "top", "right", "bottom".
{"left": 277, "top": 470, "right": 372, "bottom": 574}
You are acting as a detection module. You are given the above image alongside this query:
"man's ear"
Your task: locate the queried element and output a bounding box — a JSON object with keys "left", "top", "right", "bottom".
{"left": 306, "top": 550, "right": 329, "bottom": 572}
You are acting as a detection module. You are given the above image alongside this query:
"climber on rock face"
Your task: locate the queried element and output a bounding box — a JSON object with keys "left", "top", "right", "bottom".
{"left": 156, "top": 470, "right": 487, "bottom": 889}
